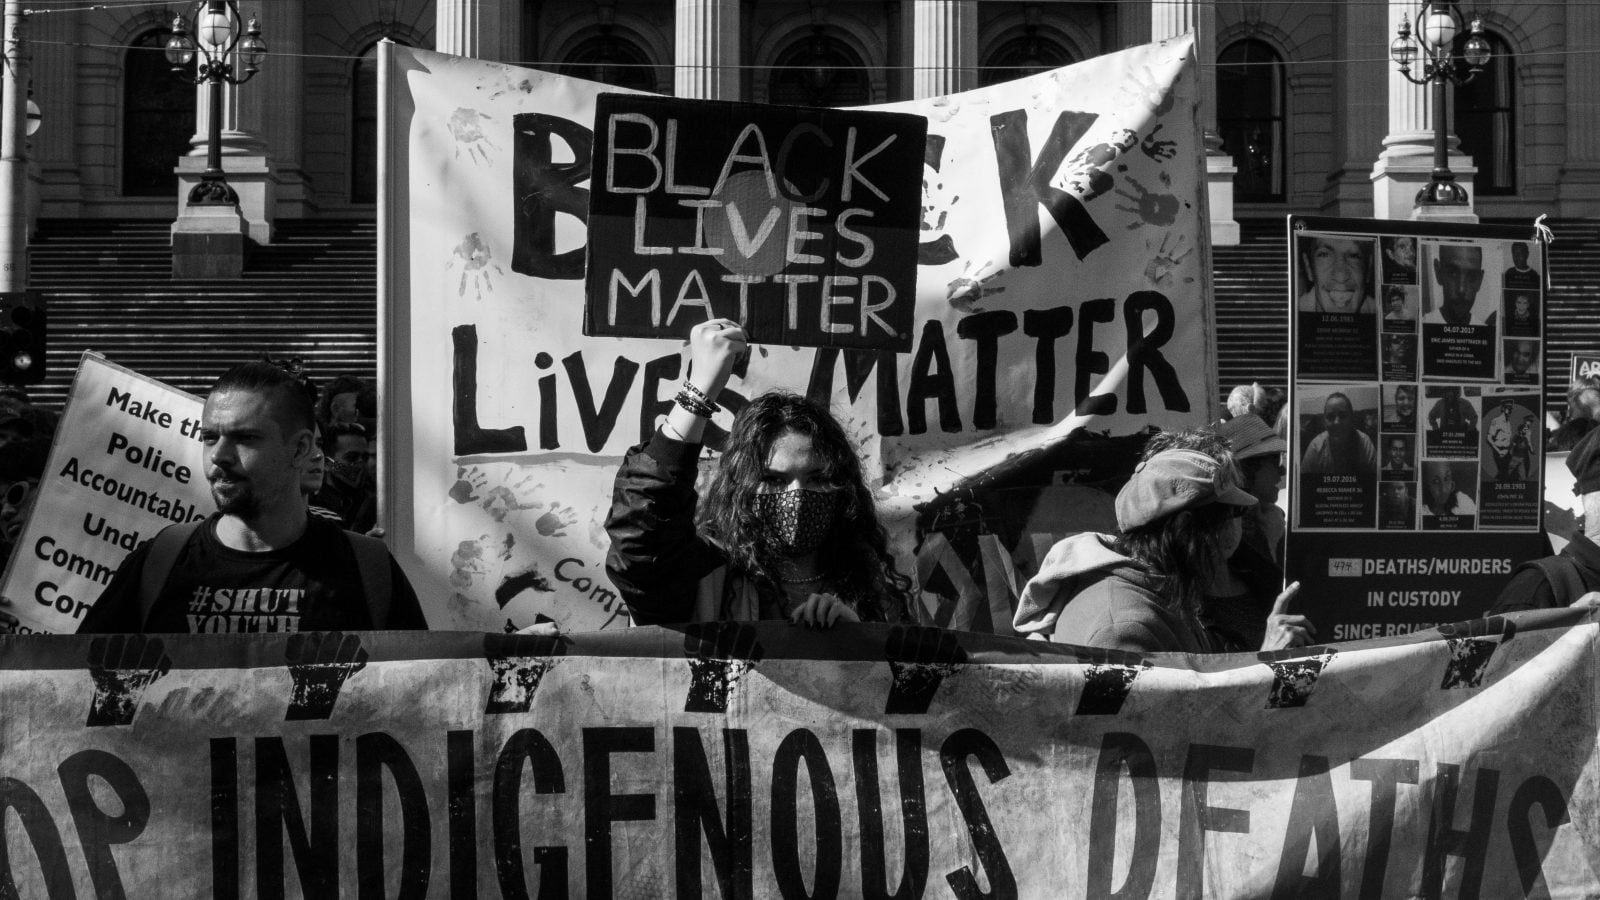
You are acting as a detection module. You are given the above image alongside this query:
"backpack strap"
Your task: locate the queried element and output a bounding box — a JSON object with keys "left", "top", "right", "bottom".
{"left": 346, "top": 531, "right": 393, "bottom": 628}
{"left": 139, "top": 521, "right": 205, "bottom": 629}
{"left": 1524, "top": 555, "right": 1588, "bottom": 607}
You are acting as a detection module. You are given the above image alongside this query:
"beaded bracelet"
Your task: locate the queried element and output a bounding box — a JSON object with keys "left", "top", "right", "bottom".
{"left": 674, "top": 389, "right": 716, "bottom": 418}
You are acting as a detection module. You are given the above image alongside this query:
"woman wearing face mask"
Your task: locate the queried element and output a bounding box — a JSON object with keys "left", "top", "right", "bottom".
{"left": 606, "top": 318, "right": 914, "bottom": 628}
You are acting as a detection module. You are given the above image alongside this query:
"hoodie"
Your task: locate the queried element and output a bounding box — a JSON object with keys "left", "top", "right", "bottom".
{"left": 1013, "top": 533, "right": 1216, "bottom": 654}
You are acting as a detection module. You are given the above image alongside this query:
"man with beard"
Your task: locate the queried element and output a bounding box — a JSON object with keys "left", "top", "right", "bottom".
{"left": 1300, "top": 392, "right": 1376, "bottom": 475}
{"left": 81, "top": 362, "right": 425, "bottom": 632}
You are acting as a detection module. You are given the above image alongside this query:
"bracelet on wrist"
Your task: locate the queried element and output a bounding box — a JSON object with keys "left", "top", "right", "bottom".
{"left": 674, "top": 389, "right": 717, "bottom": 419}
{"left": 680, "top": 380, "right": 720, "bottom": 411}
{"left": 678, "top": 381, "right": 721, "bottom": 414}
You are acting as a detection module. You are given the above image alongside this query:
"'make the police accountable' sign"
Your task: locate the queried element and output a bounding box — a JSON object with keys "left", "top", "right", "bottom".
{"left": 584, "top": 93, "right": 926, "bottom": 351}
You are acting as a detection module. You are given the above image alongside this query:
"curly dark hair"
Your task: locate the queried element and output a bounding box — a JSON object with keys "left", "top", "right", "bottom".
{"left": 1115, "top": 427, "right": 1241, "bottom": 614}
{"left": 697, "top": 392, "right": 914, "bottom": 623}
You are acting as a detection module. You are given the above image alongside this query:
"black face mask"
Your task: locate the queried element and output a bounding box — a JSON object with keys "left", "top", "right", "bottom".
{"left": 755, "top": 488, "right": 840, "bottom": 558}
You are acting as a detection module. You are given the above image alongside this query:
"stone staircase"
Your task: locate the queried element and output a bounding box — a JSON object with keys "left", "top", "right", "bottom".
{"left": 19, "top": 215, "right": 1600, "bottom": 418}
{"left": 1211, "top": 218, "right": 1290, "bottom": 405}
{"left": 25, "top": 218, "right": 377, "bottom": 407}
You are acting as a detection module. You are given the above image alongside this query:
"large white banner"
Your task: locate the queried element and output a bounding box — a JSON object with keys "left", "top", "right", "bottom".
{"left": 1, "top": 613, "right": 1596, "bottom": 896}
{"left": 382, "top": 40, "right": 1216, "bottom": 632}
{"left": 0, "top": 353, "right": 208, "bottom": 633}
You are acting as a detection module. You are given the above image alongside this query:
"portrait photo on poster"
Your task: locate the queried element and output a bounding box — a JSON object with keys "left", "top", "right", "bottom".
{"left": 1293, "top": 231, "right": 1380, "bottom": 380}
{"left": 1503, "top": 239, "right": 1541, "bottom": 291}
{"left": 1378, "top": 481, "right": 1417, "bottom": 530}
{"left": 1420, "top": 458, "right": 1478, "bottom": 530}
{"left": 1382, "top": 382, "right": 1418, "bottom": 431}
{"left": 1502, "top": 290, "right": 1540, "bottom": 338}
{"left": 1424, "top": 384, "right": 1481, "bottom": 458}
{"left": 1381, "top": 234, "right": 1419, "bottom": 286}
{"left": 1503, "top": 337, "right": 1539, "bottom": 386}
{"left": 1380, "top": 433, "right": 1415, "bottom": 481}
{"left": 1295, "top": 383, "right": 1379, "bottom": 530}
{"left": 1419, "top": 239, "right": 1501, "bottom": 382}
{"left": 1382, "top": 284, "right": 1418, "bottom": 331}
{"left": 1382, "top": 332, "right": 1418, "bottom": 381}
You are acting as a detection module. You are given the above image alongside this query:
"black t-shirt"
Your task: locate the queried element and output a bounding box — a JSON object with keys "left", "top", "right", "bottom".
{"left": 79, "top": 515, "right": 427, "bottom": 633}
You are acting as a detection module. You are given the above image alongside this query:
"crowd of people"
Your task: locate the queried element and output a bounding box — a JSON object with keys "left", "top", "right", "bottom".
{"left": 1, "top": 329, "right": 1594, "bottom": 647}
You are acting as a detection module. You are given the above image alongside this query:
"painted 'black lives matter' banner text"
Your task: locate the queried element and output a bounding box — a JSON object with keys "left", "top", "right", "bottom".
{"left": 584, "top": 93, "right": 926, "bottom": 350}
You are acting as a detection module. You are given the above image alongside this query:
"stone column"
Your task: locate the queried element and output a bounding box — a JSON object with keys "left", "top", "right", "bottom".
{"left": 1152, "top": 0, "right": 1236, "bottom": 245}
{"left": 29, "top": 4, "right": 76, "bottom": 219}
{"left": 1559, "top": 1, "right": 1600, "bottom": 212}
{"left": 437, "top": 0, "right": 520, "bottom": 62}
{"left": 675, "top": 0, "right": 739, "bottom": 99}
{"left": 0, "top": 1, "right": 29, "bottom": 290}
{"left": 911, "top": 0, "right": 976, "bottom": 99}
{"left": 251, "top": 0, "right": 306, "bottom": 216}
{"left": 1371, "top": 0, "right": 1476, "bottom": 222}
{"left": 1323, "top": 0, "right": 1383, "bottom": 215}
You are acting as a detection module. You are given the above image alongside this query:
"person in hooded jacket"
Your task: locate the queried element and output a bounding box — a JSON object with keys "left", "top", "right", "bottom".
{"left": 1012, "top": 429, "right": 1314, "bottom": 653}
{"left": 606, "top": 318, "right": 915, "bottom": 628}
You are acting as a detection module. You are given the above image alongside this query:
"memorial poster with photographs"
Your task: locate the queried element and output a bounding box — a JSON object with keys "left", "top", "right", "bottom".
{"left": 1286, "top": 217, "right": 1549, "bottom": 639}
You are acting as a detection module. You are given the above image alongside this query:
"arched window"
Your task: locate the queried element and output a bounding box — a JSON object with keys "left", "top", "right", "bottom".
{"left": 980, "top": 31, "right": 1074, "bottom": 86}
{"left": 1454, "top": 31, "right": 1514, "bottom": 195}
{"left": 351, "top": 44, "right": 380, "bottom": 204}
{"left": 768, "top": 32, "right": 870, "bottom": 108}
{"left": 1217, "top": 39, "right": 1285, "bottom": 202}
{"left": 123, "top": 29, "right": 196, "bottom": 197}
{"left": 558, "top": 33, "right": 658, "bottom": 92}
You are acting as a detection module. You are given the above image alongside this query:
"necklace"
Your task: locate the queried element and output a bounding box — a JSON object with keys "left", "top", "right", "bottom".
{"left": 779, "top": 572, "right": 825, "bottom": 585}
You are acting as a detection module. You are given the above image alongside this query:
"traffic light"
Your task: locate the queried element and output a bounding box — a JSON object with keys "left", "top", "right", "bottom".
{"left": 0, "top": 291, "right": 44, "bottom": 385}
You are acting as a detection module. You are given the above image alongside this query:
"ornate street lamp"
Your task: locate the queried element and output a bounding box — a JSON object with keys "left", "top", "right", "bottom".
{"left": 163, "top": 1, "right": 266, "bottom": 207}
{"left": 1390, "top": 2, "right": 1491, "bottom": 208}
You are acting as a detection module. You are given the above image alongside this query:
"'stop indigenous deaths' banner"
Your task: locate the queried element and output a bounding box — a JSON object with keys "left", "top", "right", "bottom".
{"left": 382, "top": 40, "right": 1215, "bottom": 632}
{"left": 1285, "top": 217, "right": 1548, "bottom": 641}
{"left": 584, "top": 94, "right": 927, "bottom": 351}
{"left": 1, "top": 613, "right": 1598, "bottom": 895}
{"left": 0, "top": 352, "right": 209, "bottom": 634}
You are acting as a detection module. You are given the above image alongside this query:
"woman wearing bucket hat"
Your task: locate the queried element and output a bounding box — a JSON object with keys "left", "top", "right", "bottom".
{"left": 1012, "top": 429, "right": 1314, "bottom": 653}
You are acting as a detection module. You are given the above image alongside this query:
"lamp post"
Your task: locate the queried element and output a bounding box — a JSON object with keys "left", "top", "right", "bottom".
{"left": 163, "top": 0, "right": 265, "bottom": 208}
{"left": 1390, "top": 2, "right": 1491, "bottom": 209}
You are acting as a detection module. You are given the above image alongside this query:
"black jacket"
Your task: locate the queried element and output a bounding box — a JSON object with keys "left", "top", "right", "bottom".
{"left": 1490, "top": 533, "right": 1600, "bottom": 614}
{"left": 605, "top": 430, "right": 730, "bottom": 625}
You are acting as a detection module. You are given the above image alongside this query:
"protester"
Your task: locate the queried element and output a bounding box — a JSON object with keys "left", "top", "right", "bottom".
{"left": 312, "top": 422, "right": 377, "bottom": 532}
{"left": 1012, "top": 430, "right": 1313, "bottom": 653}
{"left": 317, "top": 374, "right": 368, "bottom": 427}
{"left": 303, "top": 423, "right": 344, "bottom": 524}
{"left": 1223, "top": 382, "right": 1286, "bottom": 428}
{"left": 1207, "top": 417, "right": 1297, "bottom": 650}
{"left": 606, "top": 318, "right": 914, "bottom": 627}
{"left": 80, "top": 361, "right": 426, "bottom": 632}
{"left": 1492, "top": 428, "right": 1600, "bottom": 612}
